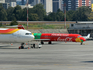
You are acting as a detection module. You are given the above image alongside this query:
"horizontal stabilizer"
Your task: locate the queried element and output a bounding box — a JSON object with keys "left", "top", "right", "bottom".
{"left": 6, "top": 25, "right": 25, "bottom": 29}
{"left": 6, "top": 25, "right": 18, "bottom": 27}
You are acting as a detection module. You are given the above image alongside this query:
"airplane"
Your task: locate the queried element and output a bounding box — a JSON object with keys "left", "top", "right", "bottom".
{"left": 33, "top": 33, "right": 86, "bottom": 45}
{"left": 0, "top": 26, "right": 34, "bottom": 49}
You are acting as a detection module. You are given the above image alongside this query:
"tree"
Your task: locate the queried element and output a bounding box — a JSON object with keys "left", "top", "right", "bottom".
{"left": 48, "top": 12, "right": 57, "bottom": 21}
{"left": 13, "top": 5, "right": 23, "bottom": 20}
{"left": 0, "top": 4, "right": 7, "bottom": 21}
{"left": 56, "top": 9, "right": 64, "bottom": 21}
{"left": 29, "top": 13, "right": 39, "bottom": 21}
{"left": 21, "top": 8, "right": 27, "bottom": 21}
{"left": 10, "top": 20, "right": 18, "bottom": 26}
{"left": 72, "top": 6, "right": 91, "bottom": 21}
{"left": 0, "top": 3, "right": 2, "bottom": 7}
{"left": 66, "top": 10, "right": 75, "bottom": 21}
{"left": 0, "top": 3, "right": 92, "bottom": 21}
{"left": 6, "top": 7, "right": 15, "bottom": 21}
{"left": 44, "top": 15, "right": 52, "bottom": 21}
{"left": 88, "top": 12, "right": 93, "bottom": 21}
{"left": 33, "top": 4, "right": 46, "bottom": 21}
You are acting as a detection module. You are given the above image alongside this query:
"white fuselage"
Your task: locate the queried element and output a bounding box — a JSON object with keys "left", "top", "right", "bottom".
{"left": 0, "top": 29, "right": 34, "bottom": 43}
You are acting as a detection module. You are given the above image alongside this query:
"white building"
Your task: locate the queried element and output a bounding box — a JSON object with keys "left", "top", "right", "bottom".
{"left": 10, "top": 2, "right": 16, "bottom": 7}
{"left": 33, "top": 0, "right": 52, "bottom": 14}
{"left": 44, "top": 0, "right": 52, "bottom": 14}
{"left": 20, "top": 4, "right": 33, "bottom": 9}
{"left": 0, "top": 0, "right": 5, "bottom": 3}
{"left": 33, "top": 0, "right": 41, "bottom": 5}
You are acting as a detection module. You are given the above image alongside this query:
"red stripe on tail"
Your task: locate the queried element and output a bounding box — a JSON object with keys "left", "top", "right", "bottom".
{"left": 18, "top": 25, "right": 25, "bottom": 29}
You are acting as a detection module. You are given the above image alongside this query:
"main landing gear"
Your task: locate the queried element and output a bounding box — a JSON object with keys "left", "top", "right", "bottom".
{"left": 19, "top": 43, "right": 24, "bottom": 49}
{"left": 48, "top": 41, "right": 52, "bottom": 44}
{"left": 81, "top": 42, "right": 83, "bottom": 45}
{"left": 41, "top": 41, "right": 52, "bottom": 44}
{"left": 41, "top": 41, "right": 44, "bottom": 44}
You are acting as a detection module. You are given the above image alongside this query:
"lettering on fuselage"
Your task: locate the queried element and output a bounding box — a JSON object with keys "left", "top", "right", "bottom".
{"left": 51, "top": 34, "right": 69, "bottom": 36}
{"left": 57, "top": 37, "right": 72, "bottom": 42}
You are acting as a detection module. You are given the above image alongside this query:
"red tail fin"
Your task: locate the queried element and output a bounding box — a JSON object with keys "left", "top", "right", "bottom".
{"left": 18, "top": 25, "right": 25, "bottom": 29}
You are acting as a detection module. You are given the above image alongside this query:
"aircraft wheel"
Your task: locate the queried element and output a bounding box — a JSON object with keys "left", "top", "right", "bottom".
{"left": 31, "top": 47, "right": 33, "bottom": 48}
{"left": 20, "top": 43, "right": 24, "bottom": 49}
{"left": 81, "top": 42, "right": 83, "bottom": 45}
{"left": 21, "top": 46, "right": 24, "bottom": 49}
{"left": 21, "top": 43, "right": 24, "bottom": 45}
{"left": 19, "top": 46, "right": 21, "bottom": 49}
{"left": 41, "top": 41, "right": 44, "bottom": 44}
{"left": 33, "top": 44, "right": 35, "bottom": 48}
{"left": 48, "top": 41, "right": 51, "bottom": 44}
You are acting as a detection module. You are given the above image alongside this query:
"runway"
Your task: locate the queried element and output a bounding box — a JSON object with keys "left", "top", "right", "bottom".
{"left": 0, "top": 41, "right": 93, "bottom": 70}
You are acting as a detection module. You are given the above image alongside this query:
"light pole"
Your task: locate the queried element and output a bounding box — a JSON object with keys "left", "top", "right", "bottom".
{"left": 64, "top": 3, "right": 66, "bottom": 29}
{"left": 27, "top": 0, "right": 28, "bottom": 29}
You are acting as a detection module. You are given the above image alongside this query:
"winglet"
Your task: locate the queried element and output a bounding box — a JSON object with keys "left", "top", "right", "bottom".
{"left": 18, "top": 25, "right": 25, "bottom": 29}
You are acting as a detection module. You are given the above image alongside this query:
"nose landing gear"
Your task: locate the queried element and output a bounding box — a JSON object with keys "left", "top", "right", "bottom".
{"left": 81, "top": 42, "right": 83, "bottom": 45}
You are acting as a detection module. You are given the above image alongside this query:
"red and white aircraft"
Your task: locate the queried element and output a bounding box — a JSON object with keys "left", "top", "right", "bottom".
{"left": 0, "top": 25, "right": 34, "bottom": 48}
{"left": 33, "top": 33, "right": 87, "bottom": 45}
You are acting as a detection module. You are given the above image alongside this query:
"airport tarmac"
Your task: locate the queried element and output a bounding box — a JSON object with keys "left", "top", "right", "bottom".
{"left": 0, "top": 41, "right": 93, "bottom": 70}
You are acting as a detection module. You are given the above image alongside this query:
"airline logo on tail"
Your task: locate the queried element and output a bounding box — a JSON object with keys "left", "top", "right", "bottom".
{"left": 18, "top": 25, "right": 25, "bottom": 29}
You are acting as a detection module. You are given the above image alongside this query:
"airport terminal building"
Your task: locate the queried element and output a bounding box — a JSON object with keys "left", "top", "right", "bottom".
{"left": 68, "top": 22, "right": 93, "bottom": 38}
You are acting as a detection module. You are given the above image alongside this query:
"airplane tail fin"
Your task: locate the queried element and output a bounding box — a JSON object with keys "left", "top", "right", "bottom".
{"left": 18, "top": 25, "right": 25, "bottom": 29}
{"left": 82, "top": 34, "right": 90, "bottom": 39}
{"left": 87, "top": 34, "right": 90, "bottom": 39}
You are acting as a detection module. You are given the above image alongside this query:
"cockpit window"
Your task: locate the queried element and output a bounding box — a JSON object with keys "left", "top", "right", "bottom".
{"left": 25, "top": 33, "right": 32, "bottom": 35}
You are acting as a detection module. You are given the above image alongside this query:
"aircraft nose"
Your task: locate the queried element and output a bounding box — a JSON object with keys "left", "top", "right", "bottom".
{"left": 31, "top": 35, "right": 35, "bottom": 39}
{"left": 80, "top": 37, "right": 86, "bottom": 42}
{"left": 83, "top": 38, "right": 86, "bottom": 41}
